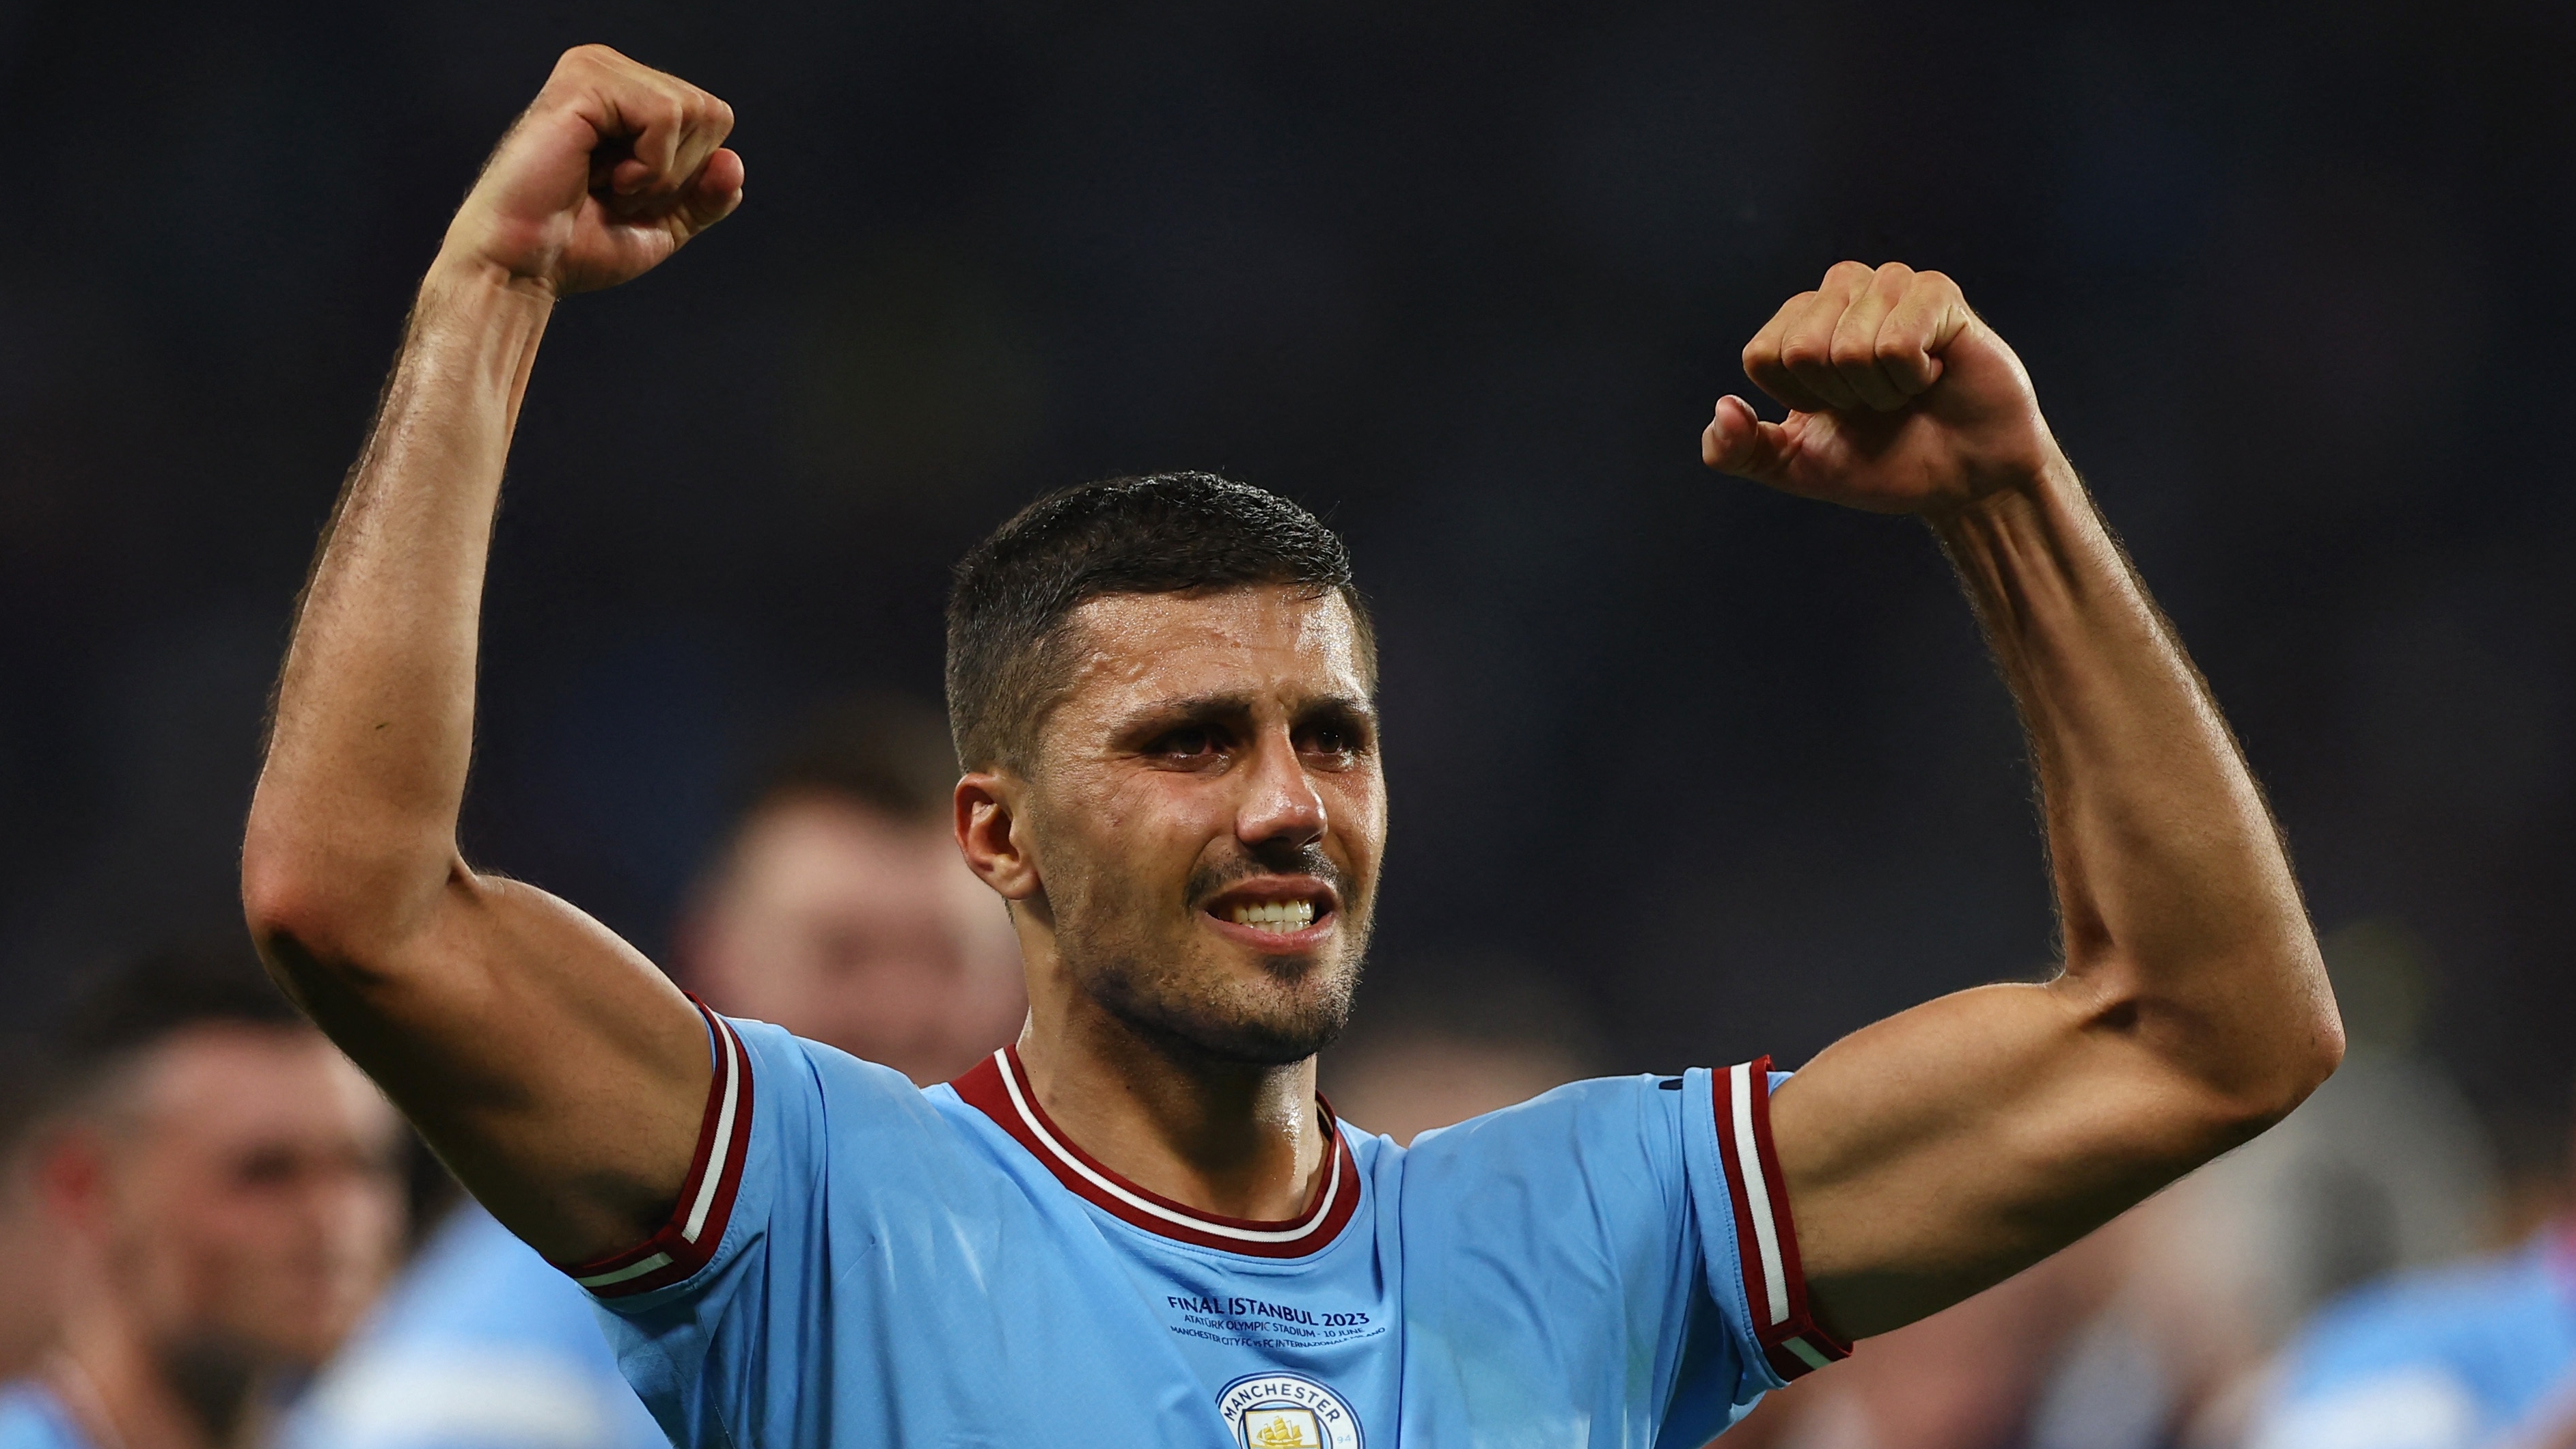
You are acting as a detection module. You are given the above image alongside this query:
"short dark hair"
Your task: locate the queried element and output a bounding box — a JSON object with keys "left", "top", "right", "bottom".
{"left": 59, "top": 939, "right": 307, "bottom": 1099}
{"left": 944, "top": 472, "right": 1374, "bottom": 771}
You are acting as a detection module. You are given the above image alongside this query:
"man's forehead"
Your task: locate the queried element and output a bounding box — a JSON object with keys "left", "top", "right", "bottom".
{"left": 133, "top": 1024, "right": 389, "bottom": 1137}
{"left": 1062, "top": 588, "right": 1370, "bottom": 698}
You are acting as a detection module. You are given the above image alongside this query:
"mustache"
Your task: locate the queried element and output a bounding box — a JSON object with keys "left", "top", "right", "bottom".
{"left": 1184, "top": 842, "right": 1353, "bottom": 909}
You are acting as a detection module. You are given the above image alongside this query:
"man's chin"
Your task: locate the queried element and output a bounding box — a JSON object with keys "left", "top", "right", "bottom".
{"left": 1157, "top": 1015, "right": 1347, "bottom": 1068}
{"left": 1099, "top": 965, "right": 1358, "bottom": 1067}
{"left": 1059, "top": 915, "right": 1368, "bottom": 1067}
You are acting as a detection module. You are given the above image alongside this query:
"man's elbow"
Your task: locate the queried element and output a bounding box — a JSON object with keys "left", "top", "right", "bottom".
{"left": 242, "top": 842, "right": 357, "bottom": 996}
{"left": 239, "top": 817, "right": 447, "bottom": 997}
{"left": 2091, "top": 940, "right": 2346, "bottom": 1146}
{"left": 2207, "top": 961, "right": 2347, "bottom": 1140}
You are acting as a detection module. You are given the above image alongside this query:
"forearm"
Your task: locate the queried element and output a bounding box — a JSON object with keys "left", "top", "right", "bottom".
{"left": 1722, "top": 263, "right": 2340, "bottom": 1337}
{"left": 1932, "top": 454, "right": 2334, "bottom": 1105}
{"left": 245, "top": 263, "right": 553, "bottom": 963}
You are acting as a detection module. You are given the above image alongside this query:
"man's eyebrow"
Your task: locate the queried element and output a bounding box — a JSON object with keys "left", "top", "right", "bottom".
{"left": 1294, "top": 693, "right": 1378, "bottom": 726}
{"left": 1124, "top": 692, "right": 1259, "bottom": 726}
{"left": 1109, "top": 693, "right": 1257, "bottom": 741}
{"left": 1115, "top": 691, "right": 1378, "bottom": 732}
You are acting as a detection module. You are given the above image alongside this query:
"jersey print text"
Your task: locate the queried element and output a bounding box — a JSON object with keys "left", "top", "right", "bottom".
{"left": 1164, "top": 1294, "right": 1386, "bottom": 1351}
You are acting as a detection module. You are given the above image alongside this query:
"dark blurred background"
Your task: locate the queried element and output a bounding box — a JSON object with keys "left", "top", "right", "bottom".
{"left": 1, "top": 0, "right": 2569, "bottom": 1170}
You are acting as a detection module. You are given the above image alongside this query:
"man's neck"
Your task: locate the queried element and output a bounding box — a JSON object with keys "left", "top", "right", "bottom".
{"left": 49, "top": 1289, "right": 249, "bottom": 1449}
{"left": 1014, "top": 996, "right": 1330, "bottom": 1224}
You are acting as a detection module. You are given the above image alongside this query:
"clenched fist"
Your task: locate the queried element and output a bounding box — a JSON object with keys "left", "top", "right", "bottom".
{"left": 439, "top": 45, "right": 743, "bottom": 296}
{"left": 1703, "top": 262, "right": 2059, "bottom": 515}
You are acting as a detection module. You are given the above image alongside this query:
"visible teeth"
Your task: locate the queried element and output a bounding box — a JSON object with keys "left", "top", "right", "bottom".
{"left": 1228, "top": 900, "right": 1317, "bottom": 935}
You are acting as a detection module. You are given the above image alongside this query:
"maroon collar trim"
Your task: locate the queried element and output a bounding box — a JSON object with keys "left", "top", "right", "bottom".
{"left": 949, "top": 1045, "right": 1361, "bottom": 1258}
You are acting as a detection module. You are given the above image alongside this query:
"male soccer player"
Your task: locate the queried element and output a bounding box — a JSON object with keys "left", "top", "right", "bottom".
{"left": 0, "top": 945, "right": 403, "bottom": 1449}
{"left": 288, "top": 694, "right": 1022, "bottom": 1449}
{"left": 240, "top": 45, "right": 2345, "bottom": 1449}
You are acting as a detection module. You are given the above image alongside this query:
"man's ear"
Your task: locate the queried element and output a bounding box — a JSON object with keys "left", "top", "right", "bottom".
{"left": 955, "top": 771, "right": 1042, "bottom": 902}
{"left": 31, "top": 1123, "right": 113, "bottom": 1238}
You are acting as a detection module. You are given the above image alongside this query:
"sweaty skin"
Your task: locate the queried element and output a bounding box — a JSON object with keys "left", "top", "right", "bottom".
{"left": 957, "top": 587, "right": 1386, "bottom": 1221}
{"left": 243, "top": 51, "right": 2338, "bottom": 1338}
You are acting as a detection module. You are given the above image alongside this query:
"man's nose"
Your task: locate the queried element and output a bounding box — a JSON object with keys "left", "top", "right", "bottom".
{"left": 1235, "top": 729, "right": 1326, "bottom": 848}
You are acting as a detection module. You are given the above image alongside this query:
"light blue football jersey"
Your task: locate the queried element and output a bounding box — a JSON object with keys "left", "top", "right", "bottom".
{"left": 0, "top": 1385, "right": 91, "bottom": 1449}
{"left": 2247, "top": 1228, "right": 2576, "bottom": 1449}
{"left": 285, "top": 1202, "right": 670, "bottom": 1449}
{"left": 560, "top": 1004, "right": 1844, "bottom": 1448}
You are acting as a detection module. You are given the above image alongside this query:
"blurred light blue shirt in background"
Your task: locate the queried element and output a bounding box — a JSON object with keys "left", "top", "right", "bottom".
{"left": 0, "top": 1385, "right": 87, "bottom": 1449}
{"left": 2249, "top": 1226, "right": 2576, "bottom": 1449}
{"left": 288, "top": 1203, "right": 668, "bottom": 1449}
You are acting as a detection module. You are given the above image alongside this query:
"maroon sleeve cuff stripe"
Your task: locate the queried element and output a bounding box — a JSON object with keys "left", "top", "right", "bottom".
{"left": 1714, "top": 1058, "right": 1850, "bottom": 1381}
{"left": 554, "top": 997, "right": 754, "bottom": 1299}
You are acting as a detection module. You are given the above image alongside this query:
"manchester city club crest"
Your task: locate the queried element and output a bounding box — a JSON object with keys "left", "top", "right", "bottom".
{"left": 1215, "top": 1372, "right": 1365, "bottom": 1449}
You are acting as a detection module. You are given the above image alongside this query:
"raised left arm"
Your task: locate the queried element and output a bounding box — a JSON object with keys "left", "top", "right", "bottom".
{"left": 1703, "top": 262, "right": 2343, "bottom": 1340}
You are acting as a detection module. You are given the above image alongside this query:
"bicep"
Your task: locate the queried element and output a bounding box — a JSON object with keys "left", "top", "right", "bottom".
{"left": 264, "top": 868, "right": 711, "bottom": 1265}
{"left": 1772, "top": 979, "right": 2241, "bottom": 1338}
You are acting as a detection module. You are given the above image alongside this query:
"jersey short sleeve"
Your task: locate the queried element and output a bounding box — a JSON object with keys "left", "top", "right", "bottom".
{"left": 553, "top": 1001, "right": 759, "bottom": 1304}
{"left": 546, "top": 1005, "right": 981, "bottom": 1445}
{"left": 1385, "top": 1058, "right": 1846, "bottom": 1448}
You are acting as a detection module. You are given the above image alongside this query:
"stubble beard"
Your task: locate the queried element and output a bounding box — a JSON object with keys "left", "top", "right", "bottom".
{"left": 1053, "top": 872, "right": 1373, "bottom": 1068}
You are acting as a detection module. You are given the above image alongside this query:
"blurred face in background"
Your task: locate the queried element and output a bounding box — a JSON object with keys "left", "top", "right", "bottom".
{"left": 44, "top": 1024, "right": 403, "bottom": 1372}
{"left": 1325, "top": 1034, "right": 1585, "bottom": 1148}
{"left": 683, "top": 790, "right": 1028, "bottom": 1085}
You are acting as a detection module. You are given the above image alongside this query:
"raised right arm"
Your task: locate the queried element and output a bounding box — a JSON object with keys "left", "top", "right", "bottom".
{"left": 241, "top": 45, "right": 743, "bottom": 1264}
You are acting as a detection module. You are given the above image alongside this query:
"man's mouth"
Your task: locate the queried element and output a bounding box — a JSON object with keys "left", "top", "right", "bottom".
{"left": 1225, "top": 899, "right": 1318, "bottom": 935}
{"left": 1201, "top": 877, "right": 1341, "bottom": 946}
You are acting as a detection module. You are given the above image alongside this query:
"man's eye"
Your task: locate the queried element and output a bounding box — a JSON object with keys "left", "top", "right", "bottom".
{"left": 234, "top": 1148, "right": 301, "bottom": 1188}
{"left": 1157, "top": 728, "right": 1219, "bottom": 758}
{"left": 1304, "top": 728, "right": 1356, "bottom": 758}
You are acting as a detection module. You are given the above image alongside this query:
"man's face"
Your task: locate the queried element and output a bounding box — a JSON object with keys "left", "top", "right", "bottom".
{"left": 686, "top": 795, "right": 1027, "bottom": 1084}
{"left": 73, "top": 1025, "right": 402, "bottom": 1370}
{"left": 1014, "top": 585, "right": 1385, "bottom": 1064}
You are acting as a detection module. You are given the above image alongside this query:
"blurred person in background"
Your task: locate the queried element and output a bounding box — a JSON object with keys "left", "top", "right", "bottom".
{"left": 1716, "top": 1232, "right": 2114, "bottom": 1449}
{"left": 2016, "top": 920, "right": 2495, "bottom": 1449}
{"left": 2239, "top": 1205, "right": 2576, "bottom": 1449}
{"left": 0, "top": 944, "right": 405, "bottom": 1449}
{"left": 2237, "top": 1170, "right": 2573, "bottom": 1449}
{"left": 668, "top": 693, "right": 1028, "bottom": 1082}
{"left": 1321, "top": 962, "right": 1602, "bottom": 1148}
{"left": 2238, "top": 988, "right": 2569, "bottom": 1449}
{"left": 288, "top": 693, "right": 1024, "bottom": 1449}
